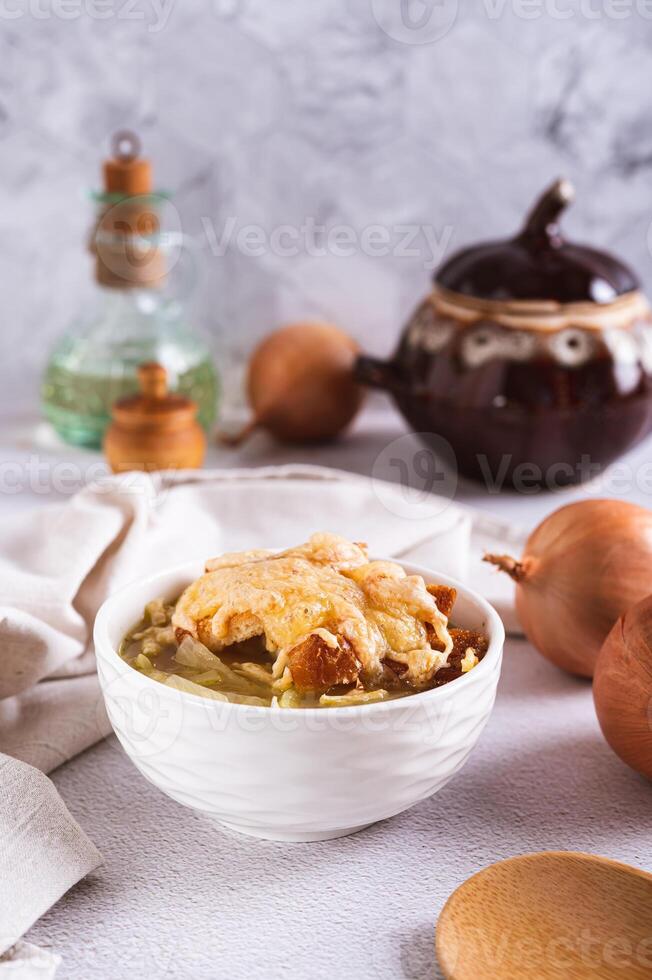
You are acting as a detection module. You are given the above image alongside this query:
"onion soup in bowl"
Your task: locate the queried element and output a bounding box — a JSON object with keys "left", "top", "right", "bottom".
{"left": 95, "top": 534, "right": 504, "bottom": 841}
{"left": 120, "top": 534, "right": 489, "bottom": 708}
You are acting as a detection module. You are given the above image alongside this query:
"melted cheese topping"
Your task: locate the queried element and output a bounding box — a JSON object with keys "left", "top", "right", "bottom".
{"left": 461, "top": 648, "right": 479, "bottom": 673}
{"left": 172, "top": 532, "right": 453, "bottom": 686}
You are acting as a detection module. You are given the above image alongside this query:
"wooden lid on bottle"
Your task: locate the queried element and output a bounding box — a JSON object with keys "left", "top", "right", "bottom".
{"left": 94, "top": 131, "right": 165, "bottom": 288}
{"left": 103, "top": 131, "right": 152, "bottom": 197}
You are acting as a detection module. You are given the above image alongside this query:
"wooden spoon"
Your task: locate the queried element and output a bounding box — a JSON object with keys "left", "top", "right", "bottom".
{"left": 436, "top": 852, "right": 652, "bottom": 980}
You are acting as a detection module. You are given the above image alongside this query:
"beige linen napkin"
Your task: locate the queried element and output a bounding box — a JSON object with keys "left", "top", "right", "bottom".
{"left": 0, "top": 942, "right": 60, "bottom": 979}
{"left": 0, "top": 755, "right": 101, "bottom": 974}
{"left": 0, "top": 463, "right": 475, "bottom": 972}
{"left": 0, "top": 464, "right": 473, "bottom": 768}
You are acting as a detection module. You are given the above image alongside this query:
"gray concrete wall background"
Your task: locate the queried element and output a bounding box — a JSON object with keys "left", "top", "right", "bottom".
{"left": 3, "top": 0, "right": 652, "bottom": 413}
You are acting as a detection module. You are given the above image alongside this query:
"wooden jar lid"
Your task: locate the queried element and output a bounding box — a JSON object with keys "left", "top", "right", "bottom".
{"left": 104, "top": 363, "right": 206, "bottom": 474}
{"left": 103, "top": 131, "right": 152, "bottom": 197}
{"left": 112, "top": 363, "right": 197, "bottom": 429}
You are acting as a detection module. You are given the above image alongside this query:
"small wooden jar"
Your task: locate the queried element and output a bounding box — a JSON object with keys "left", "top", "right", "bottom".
{"left": 104, "top": 363, "right": 206, "bottom": 472}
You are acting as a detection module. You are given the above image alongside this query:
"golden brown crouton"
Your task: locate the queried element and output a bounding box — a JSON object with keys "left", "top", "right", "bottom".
{"left": 432, "top": 628, "right": 489, "bottom": 687}
{"left": 426, "top": 583, "right": 457, "bottom": 619}
{"left": 288, "top": 634, "right": 360, "bottom": 693}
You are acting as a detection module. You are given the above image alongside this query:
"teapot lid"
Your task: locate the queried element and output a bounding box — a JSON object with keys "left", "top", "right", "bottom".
{"left": 435, "top": 179, "right": 639, "bottom": 304}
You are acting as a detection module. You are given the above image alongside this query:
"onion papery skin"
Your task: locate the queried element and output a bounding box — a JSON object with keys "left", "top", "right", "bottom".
{"left": 246, "top": 322, "right": 364, "bottom": 445}
{"left": 504, "top": 500, "right": 652, "bottom": 678}
{"left": 594, "top": 597, "right": 652, "bottom": 780}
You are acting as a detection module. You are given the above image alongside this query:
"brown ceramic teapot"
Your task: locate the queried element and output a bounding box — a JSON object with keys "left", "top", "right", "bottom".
{"left": 356, "top": 180, "right": 652, "bottom": 489}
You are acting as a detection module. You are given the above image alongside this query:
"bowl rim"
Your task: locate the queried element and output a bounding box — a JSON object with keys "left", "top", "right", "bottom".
{"left": 94, "top": 556, "right": 505, "bottom": 717}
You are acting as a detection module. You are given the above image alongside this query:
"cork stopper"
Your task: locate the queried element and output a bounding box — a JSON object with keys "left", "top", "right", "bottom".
{"left": 94, "top": 131, "right": 165, "bottom": 289}
{"left": 103, "top": 131, "right": 152, "bottom": 196}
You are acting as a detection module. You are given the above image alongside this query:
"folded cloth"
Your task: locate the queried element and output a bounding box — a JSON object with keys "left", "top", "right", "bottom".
{"left": 0, "top": 464, "right": 474, "bottom": 771}
{"left": 0, "top": 755, "right": 102, "bottom": 963}
{"left": 0, "top": 942, "right": 61, "bottom": 979}
{"left": 0, "top": 676, "right": 110, "bottom": 774}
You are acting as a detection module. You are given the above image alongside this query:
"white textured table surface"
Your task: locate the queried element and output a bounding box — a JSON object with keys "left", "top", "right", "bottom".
{"left": 3, "top": 410, "right": 652, "bottom": 979}
{"left": 28, "top": 640, "right": 652, "bottom": 980}
{"left": 6, "top": 405, "right": 652, "bottom": 524}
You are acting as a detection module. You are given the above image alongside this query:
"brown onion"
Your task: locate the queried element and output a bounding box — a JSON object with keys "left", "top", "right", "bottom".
{"left": 222, "top": 322, "right": 364, "bottom": 446}
{"left": 485, "top": 499, "right": 652, "bottom": 678}
{"left": 594, "top": 597, "right": 652, "bottom": 780}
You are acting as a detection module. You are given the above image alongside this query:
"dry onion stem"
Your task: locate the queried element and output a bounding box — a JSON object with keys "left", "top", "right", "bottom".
{"left": 220, "top": 322, "right": 364, "bottom": 446}
{"left": 485, "top": 499, "right": 652, "bottom": 678}
{"left": 594, "top": 597, "right": 652, "bottom": 780}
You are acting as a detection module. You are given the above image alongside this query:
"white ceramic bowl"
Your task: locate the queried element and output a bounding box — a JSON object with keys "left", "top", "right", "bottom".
{"left": 95, "top": 559, "right": 504, "bottom": 842}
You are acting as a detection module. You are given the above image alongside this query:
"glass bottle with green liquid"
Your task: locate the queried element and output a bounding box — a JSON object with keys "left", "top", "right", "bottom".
{"left": 42, "top": 131, "right": 218, "bottom": 448}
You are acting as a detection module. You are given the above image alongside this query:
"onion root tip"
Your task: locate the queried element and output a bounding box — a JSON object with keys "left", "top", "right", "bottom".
{"left": 483, "top": 553, "right": 528, "bottom": 582}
